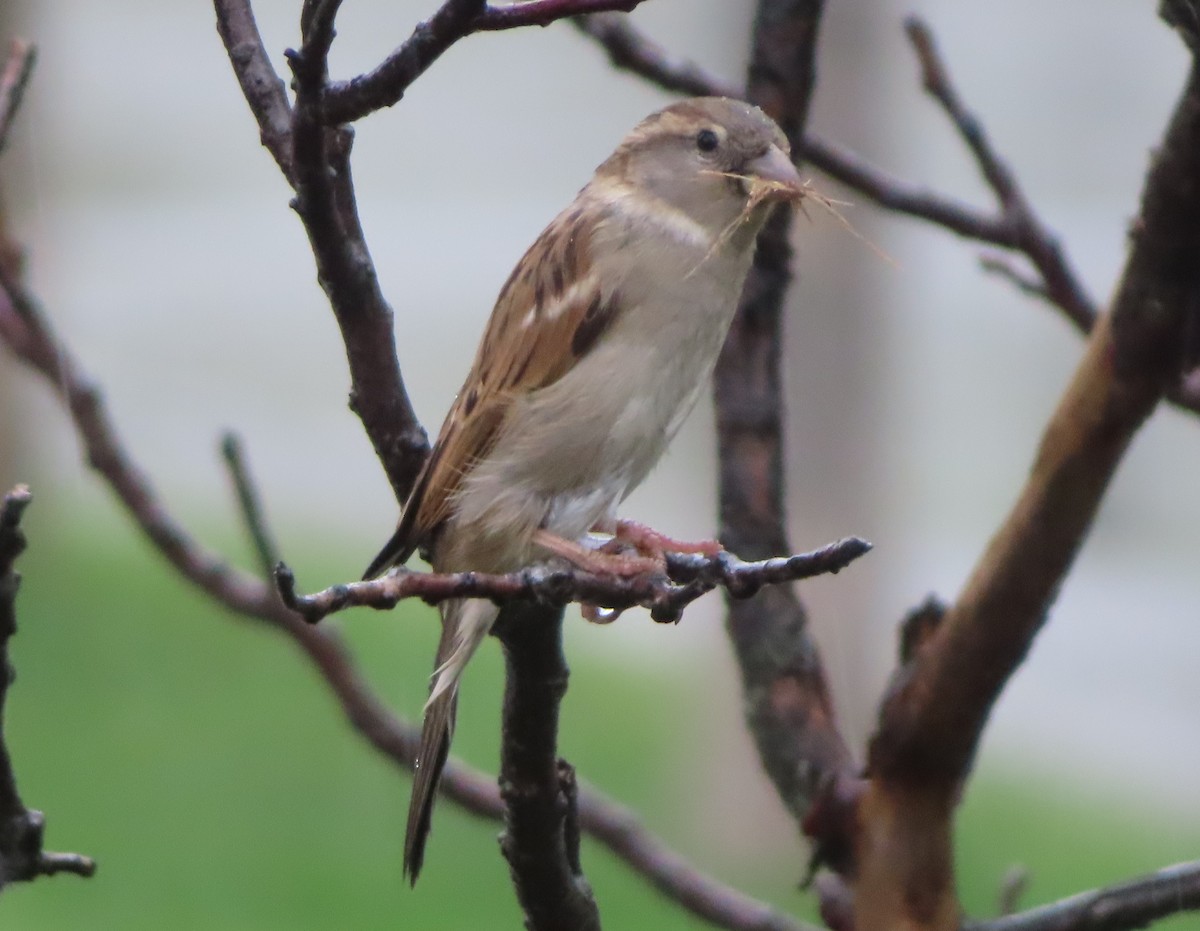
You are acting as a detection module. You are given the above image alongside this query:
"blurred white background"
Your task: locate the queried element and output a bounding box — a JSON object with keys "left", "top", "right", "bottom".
{"left": 2, "top": 0, "right": 1197, "bottom": 851}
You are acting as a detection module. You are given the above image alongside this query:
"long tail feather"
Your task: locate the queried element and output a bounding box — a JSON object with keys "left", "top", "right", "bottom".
{"left": 403, "top": 598, "right": 497, "bottom": 883}
{"left": 403, "top": 685, "right": 456, "bottom": 883}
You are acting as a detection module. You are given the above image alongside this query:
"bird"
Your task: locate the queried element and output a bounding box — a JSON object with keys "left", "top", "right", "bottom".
{"left": 363, "top": 96, "right": 803, "bottom": 883}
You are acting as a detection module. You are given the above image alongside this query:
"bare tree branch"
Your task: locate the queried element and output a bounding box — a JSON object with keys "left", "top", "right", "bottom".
{"left": 573, "top": 13, "right": 739, "bottom": 98}
{"left": 856, "top": 30, "right": 1200, "bottom": 930}
{"left": 710, "top": 0, "right": 862, "bottom": 860}
{"left": 213, "top": 0, "right": 292, "bottom": 175}
{"left": 0, "top": 40, "right": 35, "bottom": 158}
{"left": 282, "top": 5, "right": 430, "bottom": 504}
{"left": 970, "top": 860, "right": 1200, "bottom": 931}
{"left": 494, "top": 603, "right": 601, "bottom": 931}
{"left": 901, "top": 17, "right": 1096, "bottom": 335}
{"left": 0, "top": 487, "right": 96, "bottom": 887}
{"left": 220, "top": 432, "right": 282, "bottom": 578}
{"left": 320, "top": 0, "right": 653, "bottom": 126}
{"left": 276, "top": 537, "right": 871, "bottom": 624}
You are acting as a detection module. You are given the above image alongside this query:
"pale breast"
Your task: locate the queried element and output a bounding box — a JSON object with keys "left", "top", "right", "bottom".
{"left": 447, "top": 192, "right": 757, "bottom": 568}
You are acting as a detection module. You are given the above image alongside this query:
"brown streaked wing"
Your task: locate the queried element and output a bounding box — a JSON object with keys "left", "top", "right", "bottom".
{"left": 370, "top": 197, "right": 622, "bottom": 571}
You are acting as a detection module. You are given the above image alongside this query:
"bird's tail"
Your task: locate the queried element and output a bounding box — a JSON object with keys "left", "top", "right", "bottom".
{"left": 403, "top": 597, "right": 497, "bottom": 884}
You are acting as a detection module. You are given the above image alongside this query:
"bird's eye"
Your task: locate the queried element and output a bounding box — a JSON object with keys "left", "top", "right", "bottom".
{"left": 696, "top": 129, "right": 720, "bottom": 153}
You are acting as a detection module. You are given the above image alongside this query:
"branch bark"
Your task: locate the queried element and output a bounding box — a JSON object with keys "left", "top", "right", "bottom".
{"left": 495, "top": 603, "right": 601, "bottom": 931}
{"left": 277, "top": 537, "right": 871, "bottom": 624}
{"left": 857, "top": 34, "right": 1200, "bottom": 931}
{"left": 319, "top": 0, "right": 652, "bottom": 126}
{"left": 713, "top": 0, "right": 860, "bottom": 850}
{"left": 969, "top": 860, "right": 1200, "bottom": 931}
{"left": 0, "top": 487, "right": 96, "bottom": 888}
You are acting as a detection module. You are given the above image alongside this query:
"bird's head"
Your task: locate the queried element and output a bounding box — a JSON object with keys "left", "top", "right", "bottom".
{"left": 598, "top": 96, "right": 803, "bottom": 239}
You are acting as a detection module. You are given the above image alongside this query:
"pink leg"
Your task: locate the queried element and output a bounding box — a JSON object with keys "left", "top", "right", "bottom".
{"left": 532, "top": 529, "right": 661, "bottom": 577}
{"left": 613, "top": 519, "right": 723, "bottom": 558}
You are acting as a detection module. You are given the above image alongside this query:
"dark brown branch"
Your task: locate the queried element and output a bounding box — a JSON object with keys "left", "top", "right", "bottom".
{"left": 855, "top": 35, "right": 1200, "bottom": 931}
{"left": 573, "top": 13, "right": 740, "bottom": 98}
{"left": 321, "top": 0, "right": 651, "bottom": 126}
{"left": 494, "top": 604, "right": 601, "bottom": 931}
{"left": 969, "top": 860, "right": 1200, "bottom": 931}
{"left": 0, "top": 40, "right": 36, "bottom": 158}
{"left": 0, "top": 487, "right": 96, "bottom": 887}
{"left": 710, "top": 0, "right": 860, "bottom": 852}
{"left": 213, "top": 1, "right": 429, "bottom": 504}
{"left": 902, "top": 16, "right": 1096, "bottom": 334}
{"left": 979, "top": 255, "right": 1049, "bottom": 303}
{"left": 872, "top": 35, "right": 1200, "bottom": 811}
{"left": 213, "top": 0, "right": 292, "bottom": 175}
{"left": 801, "top": 135, "right": 1016, "bottom": 244}
{"left": 276, "top": 537, "right": 872, "bottom": 624}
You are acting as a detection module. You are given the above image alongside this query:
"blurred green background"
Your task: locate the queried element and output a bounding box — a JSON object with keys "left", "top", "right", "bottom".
{"left": 1, "top": 500, "right": 1196, "bottom": 929}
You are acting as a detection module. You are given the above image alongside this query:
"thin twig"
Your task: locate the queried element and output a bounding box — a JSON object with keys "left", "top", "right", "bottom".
{"left": 970, "top": 860, "right": 1200, "bottom": 931}
{"left": 996, "top": 865, "right": 1030, "bottom": 917}
{"left": 321, "top": 0, "right": 653, "bottom": 126}
{"left": 902, "top": 16, "right": 1097, "bottom": 333}
{"left": 979, "top": 255, "right": 1050, "bottom": 303}
{"left": 220, "top": 432, "right": 281, "bottom": 578}
{"left": 573, "top": 12, "right": 739, "bottom": 97}
{"left": 0, "top": 40, "right": 36, "bottom": 158}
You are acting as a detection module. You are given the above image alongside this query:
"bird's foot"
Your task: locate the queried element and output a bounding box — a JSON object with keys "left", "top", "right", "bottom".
{"left": 533, "top": 529, "right": 664, "bottom": 626}
{"left": 609, "top": 519, "right": 723, "bottom": 560}
{"left": 532, "top": 529, "right": 662, "bottom": 577}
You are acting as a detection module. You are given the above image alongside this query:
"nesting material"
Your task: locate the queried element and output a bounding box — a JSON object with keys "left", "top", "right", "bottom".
{"left": 696, "top": 171, "right": 895, "bottom": 273}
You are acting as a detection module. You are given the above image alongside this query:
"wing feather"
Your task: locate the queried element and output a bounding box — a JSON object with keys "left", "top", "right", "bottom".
{"left": 363, "top": 194, "right": 620, "bottom": 577}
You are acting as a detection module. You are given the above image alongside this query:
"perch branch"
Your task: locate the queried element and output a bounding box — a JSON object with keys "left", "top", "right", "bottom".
{"left": 0, "top": 487, "right": 96, "bottom": 886}
{"left": 320, "top": 0, "right": 653, "bottom": 126}
{"left": 276, "top": 537, "right": 872, "bottom": 624}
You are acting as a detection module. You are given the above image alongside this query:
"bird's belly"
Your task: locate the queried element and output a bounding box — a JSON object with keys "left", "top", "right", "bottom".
{"left": 449, "top": 253, "right": 747, "bottom": 569}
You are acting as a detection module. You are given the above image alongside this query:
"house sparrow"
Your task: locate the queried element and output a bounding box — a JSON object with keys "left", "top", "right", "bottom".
{"left": 364, "top": 96, "right": 803, "bottom": 882}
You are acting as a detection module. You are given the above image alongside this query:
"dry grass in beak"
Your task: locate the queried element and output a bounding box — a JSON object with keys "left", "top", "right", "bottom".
{"left": 692, "top": 172, "right": 896, "bottom": 276}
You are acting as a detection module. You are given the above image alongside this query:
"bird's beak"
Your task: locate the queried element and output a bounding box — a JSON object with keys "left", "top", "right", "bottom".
{"left": 743, "top": 144, "right": 803, "bottom": 199}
